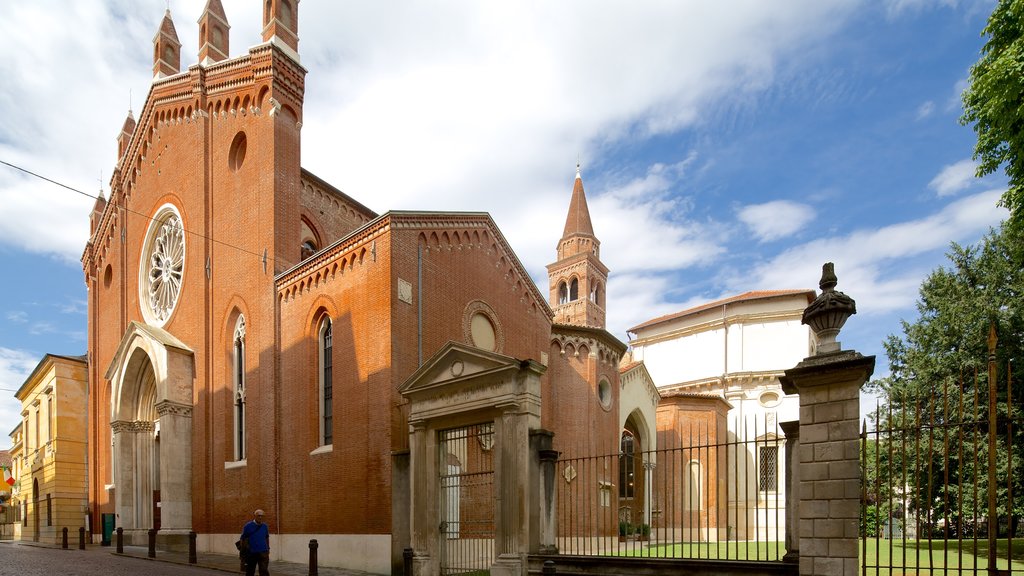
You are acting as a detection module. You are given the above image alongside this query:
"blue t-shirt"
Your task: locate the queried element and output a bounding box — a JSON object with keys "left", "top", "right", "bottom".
{"left": 241, "top": 520, "right": 270, "bottom": 553}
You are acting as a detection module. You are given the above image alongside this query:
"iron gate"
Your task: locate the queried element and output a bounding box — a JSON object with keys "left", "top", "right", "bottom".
{"left": 862, "top": 326, "right": 1023, "bottom": 575}
{"left": 439, "top": 423, "right": 495, "bottom": 576}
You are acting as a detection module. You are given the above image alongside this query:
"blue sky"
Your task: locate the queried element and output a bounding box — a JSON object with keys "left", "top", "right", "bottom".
{"left": 0, "top": 0, "right": 1010, "bottom": 447}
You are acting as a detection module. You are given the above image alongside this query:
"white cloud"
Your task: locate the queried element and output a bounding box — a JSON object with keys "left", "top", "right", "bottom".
{"left": 736, "top": 200, "right": 816, "bottom": 243}
{"left": 0, "top": 0, "right": 859, "bottom": 265}
{"left": 741, "top": 189, "right": 1006, "bottom": 316}
{"left": 884, "top": 0, "right": 960, "bottom": 18}
{"left": 916, "top": 100, "right": 936, "bottom": 120}
{"left": 0, "top": 347, "right": 39, "bottom": 448}
{"left": 929, "top": 159, "right": 978, "bottom": 197}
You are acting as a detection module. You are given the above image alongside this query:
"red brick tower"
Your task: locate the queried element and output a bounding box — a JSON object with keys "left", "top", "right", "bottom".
{"left": 547, "top": 165, "right": 609, "bottom": 329}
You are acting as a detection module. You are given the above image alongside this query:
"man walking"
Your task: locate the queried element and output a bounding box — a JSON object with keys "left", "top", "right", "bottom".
{"left": 239, "top": 509, "right": 271, "bottom": 576}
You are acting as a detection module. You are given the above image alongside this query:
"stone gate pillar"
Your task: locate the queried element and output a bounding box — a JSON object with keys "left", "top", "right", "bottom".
{"left": 781, "top": 263, "right": 874, "bottom": 576}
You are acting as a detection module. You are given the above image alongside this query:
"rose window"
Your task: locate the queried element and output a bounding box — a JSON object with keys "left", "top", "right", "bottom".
{"left": 140, "top": 207, "right": 185, "bottom": 326}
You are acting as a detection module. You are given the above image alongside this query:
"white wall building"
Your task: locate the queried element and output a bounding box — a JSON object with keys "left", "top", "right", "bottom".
{"left": 627, "top": 289, "right": 815, "bottom": 541}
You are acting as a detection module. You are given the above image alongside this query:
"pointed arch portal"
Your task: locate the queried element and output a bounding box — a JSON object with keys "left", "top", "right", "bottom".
{"left": 104, "top": 321, "right": 194, "bottom": 546}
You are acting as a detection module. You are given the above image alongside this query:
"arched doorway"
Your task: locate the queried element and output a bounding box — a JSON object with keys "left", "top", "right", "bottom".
{"left": 106, "top": 322, "right": 194, "bottom": 547}
{"left": 111, "top": 349, "right": 160, "bottom": 531}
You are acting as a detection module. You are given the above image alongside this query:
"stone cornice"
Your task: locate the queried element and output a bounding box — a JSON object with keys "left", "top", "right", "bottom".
{"left": 628, "top": 309, "right": 805, "bottom": 347}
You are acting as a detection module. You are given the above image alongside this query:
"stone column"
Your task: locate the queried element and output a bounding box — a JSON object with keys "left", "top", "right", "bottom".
{"left": 780, "top": 419, "right": 800, "bottom": 563}
{"left": 407, "top": 419, "right": 436, "bottom": 576}
{"left": 529, "top": 429, "right": 558, "bottom": 555}
{"left": 110, "top": 421, "right": 137, "bottom": 529}
{"left": 492, "top": 404, "right": 529, "bottom": 576}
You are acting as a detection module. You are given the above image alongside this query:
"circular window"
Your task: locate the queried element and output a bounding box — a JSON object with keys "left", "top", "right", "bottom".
{"left": 598, "top": 378, "right": 612, "bottom": 410}
{"left": 470, "top": 312, "right": 496, "bottom": 351}
{"left": 229, "top": 131, "right": 247, "bottom": 172}
{"left": 139, "top": 204, "right": 185, "bottom": 327}
{"left": 463, "top": 301, "right": 503, "bottom": 352}
{"left": 760, "top": 391, "right": 781, "bottom": 407}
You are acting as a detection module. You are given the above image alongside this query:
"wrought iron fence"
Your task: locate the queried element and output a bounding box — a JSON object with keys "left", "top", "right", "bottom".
{"left": 861, "top": 328, "right": 1023, "bottom": 575}
{"left": 555, "top": 417, "right": 789, "bottom": 561}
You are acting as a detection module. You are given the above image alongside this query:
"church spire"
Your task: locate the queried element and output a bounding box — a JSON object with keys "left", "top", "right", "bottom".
{"left": 198, "top": 0, "right": 230, "bottom": 65}
{"left": 117, "top": 109, "right": 136, "bottom": 162}
{"left": 561, "top": 163, "right": 596, "bottom": 240}
{"left": 153, "top": 9, "right": 182, "bottom": 78}
{"left": 546, "top": 164, "right": 609, "bottom": 329}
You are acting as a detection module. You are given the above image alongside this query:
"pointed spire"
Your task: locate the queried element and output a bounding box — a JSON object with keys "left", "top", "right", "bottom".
{"left": 153, "top": 9, "right": 182, "bottom": 78}
{"left": 562, "top": 163, "right": 596, "bottom": 239}
{"left": 117, "top": 109, "right": 136, "bottom": 161}
{"left": 198, "top": 0, "right": 230, "bottom": 65}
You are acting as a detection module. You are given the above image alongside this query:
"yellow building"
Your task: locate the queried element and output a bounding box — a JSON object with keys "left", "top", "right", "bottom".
{"left": 14, "top": 354, "right": 88, "bottom": 543}
{"left": 3, "top": 428, "right": 22, "bottom": 540}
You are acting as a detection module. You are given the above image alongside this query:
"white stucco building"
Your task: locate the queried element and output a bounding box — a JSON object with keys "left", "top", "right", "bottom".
{"left": 626, "top": 289, "right": 815, "bottom": 541}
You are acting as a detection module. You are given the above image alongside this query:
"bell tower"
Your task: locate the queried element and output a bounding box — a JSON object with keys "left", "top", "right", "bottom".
{"left": 546, "top": 165, "right": 609, "bottom": 329}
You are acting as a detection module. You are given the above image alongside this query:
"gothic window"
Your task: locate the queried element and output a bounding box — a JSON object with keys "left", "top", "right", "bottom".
{"left": 558, "top": 282, "right": 568, "bottom": 305}
{"left": 619, "top": 430, "right": 635, "bottom": 499}
{"left": 319, "top": 317, "right": 334, "bottom": 446}
{"left": 590, "top": 282, "right": 600, "bottom": 304}
{"left": 569, "top": 278, "right": 579, "bottom": 301}
{"left": 281, "top": 0, "right": 293, "bottom": 28}
{"left": 301, "top": 240, "right": 317, "bottom": 261}
{"left": 233, "top": 316, "right": 246, "bottom": 461}
{"left": 759, "top": 444, "right": 779, "bottom": 492}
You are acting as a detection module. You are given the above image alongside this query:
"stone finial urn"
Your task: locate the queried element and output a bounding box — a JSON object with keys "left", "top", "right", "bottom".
{"left": 802, "top": 262, "right": 856, "bottom": 354}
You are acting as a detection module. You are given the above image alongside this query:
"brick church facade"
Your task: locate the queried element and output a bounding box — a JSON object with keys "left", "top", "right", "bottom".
{"left": 80, "top": 2, "right": 654, "bottom": 573}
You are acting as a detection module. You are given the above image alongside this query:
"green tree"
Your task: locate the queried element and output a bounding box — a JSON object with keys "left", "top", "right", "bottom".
{"left": 961, "top": 0, "right": 1024, "bottom": 222}
{"left": 867, "top": 222, "right": 1024, "bottom": 535}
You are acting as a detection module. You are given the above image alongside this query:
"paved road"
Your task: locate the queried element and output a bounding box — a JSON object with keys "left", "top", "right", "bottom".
{"left": 0, "top": 541, "right": 229, "bottom": 576}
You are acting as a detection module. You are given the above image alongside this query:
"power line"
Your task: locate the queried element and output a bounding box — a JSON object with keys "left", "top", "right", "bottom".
{"left": 1, "top": 159, "right": 279, "bottom": 267}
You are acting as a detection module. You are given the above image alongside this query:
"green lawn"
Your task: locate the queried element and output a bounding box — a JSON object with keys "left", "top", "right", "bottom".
{"left": 862, "top": 538, "right": 1024, "bottom": 573}
{"left": 611, "top": 538, "right": 1024, "bottom": 572}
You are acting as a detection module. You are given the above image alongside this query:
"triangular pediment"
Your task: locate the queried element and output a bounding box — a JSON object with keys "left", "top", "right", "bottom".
{"left": 399, "top": 341, "right": 521, "bottom": 397}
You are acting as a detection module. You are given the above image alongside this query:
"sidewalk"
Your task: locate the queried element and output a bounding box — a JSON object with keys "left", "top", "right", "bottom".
{"left": 3, "top": 539, "right": 378, "bottom": 576}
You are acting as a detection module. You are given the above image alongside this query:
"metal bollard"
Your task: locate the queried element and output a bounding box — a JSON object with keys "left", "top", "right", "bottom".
{"left": 147, "top": 528, "right": 156, "bottom": 558}
{"left": 308, "top": 538, "right": 318, "bottom": 576}
{"left": 542, "top": 560, "right": 557, "bottom": 575}
{"left": 116, "top": 527, "right": 123, "bottom": 554}
{"left": 79, "top": 527, "right": 86, "bottom": 550}
{"left": 188, "top": 531, "right": 197, "bottom": 564}
{"left": 403, "top": 548, "right": 413, "bottom": 576}
{"left": 61, "top": 527, "right": 68, "bottom": 549}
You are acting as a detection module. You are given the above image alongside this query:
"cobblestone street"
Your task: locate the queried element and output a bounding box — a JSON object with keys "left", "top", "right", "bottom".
{"left": 0, "top": 540, "right": 377, "bottom": 576}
